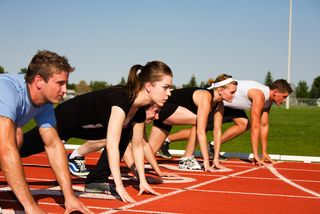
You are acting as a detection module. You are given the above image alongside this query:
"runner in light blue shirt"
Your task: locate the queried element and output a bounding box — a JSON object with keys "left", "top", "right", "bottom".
{"left": 0, "top": 50, "right": 92, "bottom": 214}
{"left": 0, "top": 73, "right": 56, "bottom": 128}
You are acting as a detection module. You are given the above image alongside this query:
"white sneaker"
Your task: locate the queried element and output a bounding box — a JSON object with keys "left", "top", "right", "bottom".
{"left": 179, "top": 156, "right": 202, "bottom": 170}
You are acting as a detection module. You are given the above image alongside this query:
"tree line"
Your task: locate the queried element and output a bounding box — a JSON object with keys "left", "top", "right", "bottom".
{"left": 1, "top": 65, "right": 319, "bottom": 98}
{"left": 264, "top": 71, "right": 320, "bottom": 99}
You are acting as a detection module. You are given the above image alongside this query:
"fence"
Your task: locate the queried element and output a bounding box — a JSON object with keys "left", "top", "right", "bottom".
{"left": 289, "top": 98, "right": 320, "bottom": 107}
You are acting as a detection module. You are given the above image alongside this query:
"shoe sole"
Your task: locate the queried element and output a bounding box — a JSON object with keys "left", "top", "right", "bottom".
{"left": 158, "top": 152, "right": 172, "bottom": 159}
{"left": 84, "top": 187, "right": 116, "bottom": 194}
{"left": 68, "top": 166, "right": 89, "bottom": 178}
{"left": 84, "top": 188, "right": 105, "bottom": 193}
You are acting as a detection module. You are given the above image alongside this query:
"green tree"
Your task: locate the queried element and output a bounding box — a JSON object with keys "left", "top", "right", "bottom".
{"left": 264, "top": 71, "right": 273, "bottom": 87}
{"left": 19, "top": 68, "right": 28, "bottom": 74}
{"left": 182, "top": 75, "right": 197, "bottom": 88}
{"left": 310, "top": 76, "right": 320, "bottom": 98}
{"left": 90, "top": 81, "right": 110, "bottom": 91}
{"left": 0, "top": 65, "right": 5, "bottom": 74}
{"left": 75, "top": 80, "right": 92, "bottom": 95}
{"left": 199, "top": 81, "right": 206, "bottom": 88}
{"left": 67, "top": 82, "right": 76, "bottom": 90}
{"left": 118, "top": 77, "right": 126, "bottom": 86}
{"left": 295, "top": 80, "right": 309, "bottom": 98}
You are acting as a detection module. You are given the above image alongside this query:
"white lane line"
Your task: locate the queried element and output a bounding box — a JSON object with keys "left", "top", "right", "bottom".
{"left": 2, "top": 169, "right": 318, "bottom": 189}
{"left": 0, "top": 199, "right": 178, "bottom": 214}
{"left": 271, "top": 167, "right": 320, "bottom": 173}
{"left": 0, "top": 175, "right": 56, "bottom": 182}
{"left": 100, "top": 166, "right": 261, "bottom": 214}
{"left": 267, "top": 165, "right": 320, "bottom": 198}
{"left": 234, "top": 175, "right": 320, "bottom": 183}
{"left": 150, "top": 186, "right": 320, "bottom": 199}
{"left": 191, "top": 189, "right": 320, "bottom": 199}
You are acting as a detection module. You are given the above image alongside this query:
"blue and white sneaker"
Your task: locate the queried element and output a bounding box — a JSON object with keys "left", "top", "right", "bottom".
{"left": 68, "top": 154, "right": 90, "bottom": 178}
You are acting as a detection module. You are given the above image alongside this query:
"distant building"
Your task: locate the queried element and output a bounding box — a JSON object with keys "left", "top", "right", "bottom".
{"left": 63, "top": 89, "right": 76, "bottom": 100}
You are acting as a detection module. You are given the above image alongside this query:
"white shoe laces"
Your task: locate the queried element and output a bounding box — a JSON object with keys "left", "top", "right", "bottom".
{"left": 74, "top": 159, "right": 87, "bottom": 171}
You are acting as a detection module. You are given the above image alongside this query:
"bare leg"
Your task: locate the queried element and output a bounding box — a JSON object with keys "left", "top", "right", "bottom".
{"left": 150, "top": 106, "right": 196, "bottom": 152}
{"left": 183, "top": 126, "right": 196, "bottom": 157}
{"left": 168, "top": 128, "right": 191, "bottom": 142}
{"left": 149, "top": 126, "right": 169, "bottom": 153}
{"left": 167, "top": 117, "right": 249, "bottom": 146}
{"left": 76, "top": 139, "right": 107, "bottom": 156}
{"left": 122, "top": 144, "right": 137, "bottom": 176}
{"left": 221, "top": 118, "right": 249, "bottom": 143}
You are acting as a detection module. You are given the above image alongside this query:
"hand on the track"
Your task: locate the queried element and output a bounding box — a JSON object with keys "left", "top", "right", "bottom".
{"left": 116, "top": 186, "right": 136, "bottom": 203}
{"left": 253, "top": 157, "right": 267, "bottom": 166}
{"left": 64, "top": 196, "right": 94, "bottom": 214}
{"left": 203, "top": 161, "right": 211, "bottom": 172}
{"left": 262, "top": 153, "right": 276, "bottom": 164}
{"left": 204, "top": 167, "right": 216, "bottom": 172}
{"left": 212, "top": 161, "right": 228, "bottom": 170}
{"left": 138, "top": 181, "right": 161, "bottom": 196}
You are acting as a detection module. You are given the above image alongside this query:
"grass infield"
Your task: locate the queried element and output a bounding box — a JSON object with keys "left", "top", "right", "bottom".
{"left": 23, "top": 106, "right": 320, "bottom": 157}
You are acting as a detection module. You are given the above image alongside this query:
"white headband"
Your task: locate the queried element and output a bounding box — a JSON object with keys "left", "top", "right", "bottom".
{"left": 207, "top": 78, "right": 235, "bottom": 89}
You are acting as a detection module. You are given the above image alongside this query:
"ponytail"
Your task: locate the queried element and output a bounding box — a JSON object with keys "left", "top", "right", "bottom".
{"left": 126, "top": 64, "right": 144, "bottom": 101}
{"left": 126, "top": 61, "right": 173, "bottom": 101}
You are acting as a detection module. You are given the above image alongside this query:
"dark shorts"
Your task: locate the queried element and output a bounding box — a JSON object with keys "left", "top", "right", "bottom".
{"left": 20, "top": 126, "right": 110, "bottom": 158}
{"left": 153, "top": 102, "right": 180, "bottom": 133}
{"left": 206, "top": 106, "right": 248, "bottom": 131}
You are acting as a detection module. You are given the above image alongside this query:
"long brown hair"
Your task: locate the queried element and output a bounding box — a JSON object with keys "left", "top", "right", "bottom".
{"left": 126, "top": 61, "right": 173, "bottom": 101}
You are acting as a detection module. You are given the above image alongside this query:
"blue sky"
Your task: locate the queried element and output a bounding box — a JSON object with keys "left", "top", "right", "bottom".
{"left": 1, "top": 0, "right": 319, "bottom": 87}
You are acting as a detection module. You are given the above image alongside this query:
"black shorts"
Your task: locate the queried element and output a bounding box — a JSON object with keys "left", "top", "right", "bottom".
{"left": 20, "top": 126, "right": 109, "bottom": 158}
{"left": 206, "top": 106, "right": 248, "bottom": 131}
{"left": 153, "top": 102, "right": 179, "bottom": 133}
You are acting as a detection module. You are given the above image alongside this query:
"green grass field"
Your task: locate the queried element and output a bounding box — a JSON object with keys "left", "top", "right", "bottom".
{"left": 23, "top": 106, "right": 320, "bottom": 157}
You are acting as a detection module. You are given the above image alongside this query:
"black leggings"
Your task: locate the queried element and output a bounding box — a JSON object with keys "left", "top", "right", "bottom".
{"left": 86, "top": 127, "right": 132, "bottom": 184}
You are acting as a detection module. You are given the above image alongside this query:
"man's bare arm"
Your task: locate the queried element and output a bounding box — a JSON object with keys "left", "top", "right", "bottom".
{"left": 248, "top": 89, "right": 266, "bottom": 165}
{"left": 0, "top": 116, "right": 42, "bottom": 213}
{"left": 40, "top": 127, "right": 92, "bottom": 213}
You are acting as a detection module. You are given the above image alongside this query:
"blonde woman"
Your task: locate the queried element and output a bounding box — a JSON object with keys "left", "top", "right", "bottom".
{"left": 149, "top": 74, "right": 237, "bottom": 171}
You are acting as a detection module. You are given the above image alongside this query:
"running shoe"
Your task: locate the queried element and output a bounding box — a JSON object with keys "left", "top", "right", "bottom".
{"left": 209, "top": 142, "right": 215, "bottom": 156}
{"left": 68, "top": 154, "right": 90, "bottom": 178}
{"left": 178, "top": 156, "right": 202, "bottom": 170}
{"left": 84, "top": 182, "right": 116, "bottom": 194}
{"left": 158, "top": 140, "right": 172, "bottom": 159}
{"left": 209, "top": 142, "right": 227, "bottom": 161}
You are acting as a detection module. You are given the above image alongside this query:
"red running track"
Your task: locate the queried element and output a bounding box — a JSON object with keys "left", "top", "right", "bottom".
{"left": 1, "top": 151, "right": 320, "bottom": 213}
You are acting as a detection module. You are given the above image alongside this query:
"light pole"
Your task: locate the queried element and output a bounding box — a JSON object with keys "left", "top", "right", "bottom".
{"left": 286, "top": 0, "right": 293, "bottom": 109}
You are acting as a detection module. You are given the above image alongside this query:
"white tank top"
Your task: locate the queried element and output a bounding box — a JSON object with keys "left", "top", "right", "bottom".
{"left": 223, "top": 80, "right": 272, "bottom": 110}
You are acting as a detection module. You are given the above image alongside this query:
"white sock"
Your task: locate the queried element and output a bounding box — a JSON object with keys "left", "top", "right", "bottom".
{"left": 165, "top": 138, "right": 171, "bottom": 143}
{"left": 70, "top": 149, "right": 82, "bottom": 159}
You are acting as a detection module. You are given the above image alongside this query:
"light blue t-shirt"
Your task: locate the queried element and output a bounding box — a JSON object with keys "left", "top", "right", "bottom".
{"left": 0, "top": 74, "right": 56, "bottom": 128}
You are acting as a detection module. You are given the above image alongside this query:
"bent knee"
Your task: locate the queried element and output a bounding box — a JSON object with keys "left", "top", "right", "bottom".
{"left": 235, "top": 118, "right": 250, "bottom": 132}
